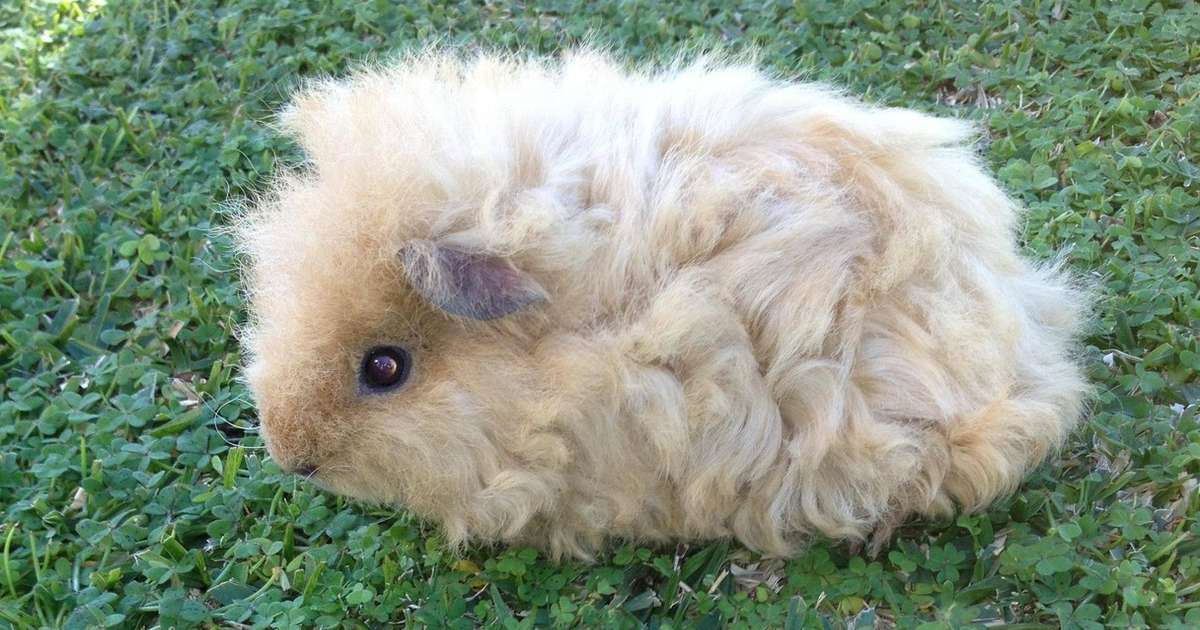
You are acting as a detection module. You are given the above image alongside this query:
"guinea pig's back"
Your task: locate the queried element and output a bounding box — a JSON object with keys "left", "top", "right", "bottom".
{"left": 566, "top": 60, "right": 1088, "bottom": 534}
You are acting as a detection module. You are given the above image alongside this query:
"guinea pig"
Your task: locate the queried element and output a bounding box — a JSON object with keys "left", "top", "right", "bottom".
{"left": 234, "top": 50, "right": 1088, "bottom": 560}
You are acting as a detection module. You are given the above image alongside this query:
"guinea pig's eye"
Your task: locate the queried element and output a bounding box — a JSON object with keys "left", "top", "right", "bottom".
{"left": 360, "top": 346, "right": 412, "bottom": 393}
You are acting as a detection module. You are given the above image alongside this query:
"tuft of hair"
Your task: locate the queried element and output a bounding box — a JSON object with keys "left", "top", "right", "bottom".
{"left": 233, "top": 49, "right": 1090, "bottom": 560}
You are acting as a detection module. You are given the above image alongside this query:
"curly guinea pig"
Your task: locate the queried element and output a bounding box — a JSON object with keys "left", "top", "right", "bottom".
{"left": 234, "top": 51, "right": 1088, "bottom": 559}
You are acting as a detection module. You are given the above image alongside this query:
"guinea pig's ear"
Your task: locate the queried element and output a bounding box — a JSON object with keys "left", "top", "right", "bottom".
{"left": 399, "top": 240, "right": 548, "bottom": 321}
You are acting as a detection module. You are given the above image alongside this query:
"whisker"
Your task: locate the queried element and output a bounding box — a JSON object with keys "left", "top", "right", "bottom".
{"left": 199, "top": 390, "right": 266, "bottom": 450}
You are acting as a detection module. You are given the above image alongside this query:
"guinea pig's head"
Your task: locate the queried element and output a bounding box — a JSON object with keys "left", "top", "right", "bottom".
{"left": 233, "top": 61, "right": 563, "bottom": 527}
{"left": 238, "top": 205, "right": 551, "bottom": 517}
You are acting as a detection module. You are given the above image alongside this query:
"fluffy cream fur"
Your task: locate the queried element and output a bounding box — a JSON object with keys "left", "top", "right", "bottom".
{"left": 235, "top": 50, "right": 1088, "bottom": 559}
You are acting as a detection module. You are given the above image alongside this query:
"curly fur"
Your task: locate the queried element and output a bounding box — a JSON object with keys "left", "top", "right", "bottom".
{"left": 234, "top": 50, "right": 1088, "bottom": 559}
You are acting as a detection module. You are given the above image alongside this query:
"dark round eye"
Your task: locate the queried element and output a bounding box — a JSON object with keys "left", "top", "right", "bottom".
{"left": 360, "top": 346, "right": 411, "bottom": 392}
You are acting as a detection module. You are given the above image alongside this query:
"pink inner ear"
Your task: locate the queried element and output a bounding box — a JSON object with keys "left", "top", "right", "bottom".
{"left": 400, "top": 240, "right": 548, "bottom": 320}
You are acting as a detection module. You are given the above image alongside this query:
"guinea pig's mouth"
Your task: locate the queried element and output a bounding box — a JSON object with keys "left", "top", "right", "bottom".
{"left": 291, "top": 465, "right": 340, "bottom": 493}
{"left": 292, "top": 463, "right": 319, "bottom": 477}
{"left": 287, "top": 460, "right": 332, "bottom": 481}
{"left": 290, "top": 464, "right": 371, "bottom": 498}
{"left": 272, "top": 455, "right": 325, "bottom": 481}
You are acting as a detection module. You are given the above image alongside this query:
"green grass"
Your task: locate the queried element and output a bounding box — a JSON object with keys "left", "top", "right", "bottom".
{"left": 1, "top": 0, "right": 1197, "bottom": 627}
